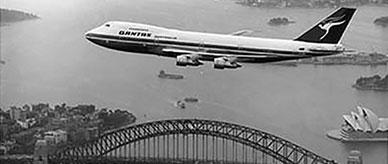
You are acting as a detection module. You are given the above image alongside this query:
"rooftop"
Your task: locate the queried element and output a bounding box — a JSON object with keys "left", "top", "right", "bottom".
{"left": 343, "top": 106, "right": 388, "bottom": 133}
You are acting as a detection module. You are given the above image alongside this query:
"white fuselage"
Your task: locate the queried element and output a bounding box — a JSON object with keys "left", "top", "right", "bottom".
{"left": 85, "top": 21, "right": 343, "bottom": 63}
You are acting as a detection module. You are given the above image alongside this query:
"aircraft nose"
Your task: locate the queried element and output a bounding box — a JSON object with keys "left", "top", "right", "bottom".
{"left": 85, "top": 30, "right": 93, "bottom": 38}
{"left": 85, "top": 28, "right": 97, "bottom": 41}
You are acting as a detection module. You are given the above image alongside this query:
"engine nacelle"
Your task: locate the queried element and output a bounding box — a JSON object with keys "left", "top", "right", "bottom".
{"left": 213, "top": 57, "right": 241, "bottom": 69}
{"left": 176, "top": 55, "right": 202, "bottom": 67}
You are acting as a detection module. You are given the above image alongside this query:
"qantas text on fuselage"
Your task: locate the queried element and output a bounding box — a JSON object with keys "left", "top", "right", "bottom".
{"left": 85, "top": 7, "right": 356, "bottom": 69}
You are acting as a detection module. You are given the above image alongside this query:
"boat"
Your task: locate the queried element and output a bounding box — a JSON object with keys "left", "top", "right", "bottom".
{"left": 174, "top": 100, "right": 186, "bottom": 109}
{"left": 374, "top": 16, "right": 388, "bottom": 27}
{"left": 327, "top": 106, "right": 388, "bottom": 142}
{"left": 270, "top": 61, "right": 298, "bottom": 67}
{"left": 183, "top": 97, "right": 199, "bottom": 103}
{"left": 158, "top": 70, "right": 184, "bottom": 80}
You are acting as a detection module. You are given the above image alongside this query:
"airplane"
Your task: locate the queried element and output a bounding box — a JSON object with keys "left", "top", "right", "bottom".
{"left": 85, "top": 7, "right": 356, "bottom": 69}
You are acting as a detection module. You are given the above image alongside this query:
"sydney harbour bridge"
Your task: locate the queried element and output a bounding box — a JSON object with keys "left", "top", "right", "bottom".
{"left": 48, "top": 119, "right": 337, "bottom": 164}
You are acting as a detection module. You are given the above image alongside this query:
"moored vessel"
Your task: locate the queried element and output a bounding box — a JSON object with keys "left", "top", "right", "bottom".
{"left": 158, "top": 70, "right": 184, "bottom": 80}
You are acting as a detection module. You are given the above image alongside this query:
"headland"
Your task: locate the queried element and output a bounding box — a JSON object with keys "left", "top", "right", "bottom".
{"left": 353, "top": 74, "right": 388, "bottom": 91}
{"left": 0, "top": 103, "right": 136, "bottom": 156}
{"left": 0, "top": 8, "right": 39, "bottom": 26}
{"left": 236, "top": 0, "right": 388, "bottom": 8}
{"left": 374, "top": 16, "right": 388, "bottom": 27}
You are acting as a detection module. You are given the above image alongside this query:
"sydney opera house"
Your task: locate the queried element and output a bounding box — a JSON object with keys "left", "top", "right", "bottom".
{"left": 327, "top": 106, "right": 388, "bottom": 142}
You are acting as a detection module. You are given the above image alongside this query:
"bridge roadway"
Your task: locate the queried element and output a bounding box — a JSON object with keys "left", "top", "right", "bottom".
{"left": 48, "top": 119, "right": 337, "bottom": 164}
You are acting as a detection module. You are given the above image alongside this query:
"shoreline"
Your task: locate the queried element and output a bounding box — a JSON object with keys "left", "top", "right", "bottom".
{"left": 235, "top": 1, "right": 388, "bottom": 9}
{"left": 352, "top": 84, "right": 388, "bottom": 91}
{"left": 352, "top": 74, "right": 388, "bottom": 91}
{"left": 0, "top": 8, "right": 40, "bottom": 25}
{"left": 327, "top": 129, "right": 388, "bottom": 142}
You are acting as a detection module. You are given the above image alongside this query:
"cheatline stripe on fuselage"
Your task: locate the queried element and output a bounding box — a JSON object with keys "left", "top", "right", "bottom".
{"left": 86, "top": 33, "right": 335, "bottom": 57}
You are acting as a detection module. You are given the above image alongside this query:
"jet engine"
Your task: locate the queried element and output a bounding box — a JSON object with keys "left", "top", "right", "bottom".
{"left": 213, "top": 57, "right": 241, "bottom": 69}
{"left": 176, "top": 54, "right": 203, "bottom": 67}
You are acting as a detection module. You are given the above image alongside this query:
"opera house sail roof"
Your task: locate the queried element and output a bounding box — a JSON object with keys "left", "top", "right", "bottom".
{"left": 343, "top": 106, "right": 388, "bottom": 133}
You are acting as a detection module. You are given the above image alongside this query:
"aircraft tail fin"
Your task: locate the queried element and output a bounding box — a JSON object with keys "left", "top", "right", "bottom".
{"left": 294, "top": 7, "right": 356, "bottom": 44}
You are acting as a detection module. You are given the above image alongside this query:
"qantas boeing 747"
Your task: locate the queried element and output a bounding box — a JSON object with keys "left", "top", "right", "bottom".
{"left": 85, "top": 7, "right": 356, "bottom": 69}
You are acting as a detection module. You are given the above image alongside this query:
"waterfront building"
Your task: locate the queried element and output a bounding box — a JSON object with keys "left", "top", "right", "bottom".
{"left": 327, "top": 106, "right": 388, "bottom": 141}
{"left": 347, "top": 150, "right": 363, "bottom": 164}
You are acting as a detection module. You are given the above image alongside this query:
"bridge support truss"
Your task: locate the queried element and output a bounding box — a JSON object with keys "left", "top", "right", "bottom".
{"left": 49, "top": 119, "right": 337, "bottom": 164}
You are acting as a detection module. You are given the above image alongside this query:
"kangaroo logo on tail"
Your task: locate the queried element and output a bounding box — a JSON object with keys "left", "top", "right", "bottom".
{"left": 318, "top": 15, "right": 346, "bottom": 40}
{"left": 294, "top": 7, "right": 356, "bottom": 44}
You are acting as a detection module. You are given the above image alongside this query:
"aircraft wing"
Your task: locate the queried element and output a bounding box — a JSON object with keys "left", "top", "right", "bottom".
{"left": 162, "top": 48, "right": 307, "bottom": 64}
{"left": 162, "top": 48, "right": 267, "bottom": 58}
{"left": 162, "top": 48, "right": 199, "bottom": 55}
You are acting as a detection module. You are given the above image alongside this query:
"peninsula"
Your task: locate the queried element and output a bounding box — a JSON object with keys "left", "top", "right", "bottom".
{"left": 236, "top": 0, "right": 388, "bottom": 8}
{"left": 299, "top": 52, "right": 388, "bottom": 65}
{"left": 374, "top": 16, "right": 388, "bottom": 27}
{"left": 353, "top": 74, "right": 388, "bottom": 91}
{"left": 268, "top": 17, "right": 295, "bottom": 26}
{"left": 0, "top": 8, "right": 39, "bottom": 25}
{"left": 0, "top": 103, "right": 136, "bottom": 156}
{"left": 273, "top": 52, "right": 388, "bottom": 66}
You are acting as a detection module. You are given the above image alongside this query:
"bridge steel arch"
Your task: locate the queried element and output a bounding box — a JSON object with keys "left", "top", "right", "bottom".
{"left": 50, "top": 119, "right": 336, "bottom": 164}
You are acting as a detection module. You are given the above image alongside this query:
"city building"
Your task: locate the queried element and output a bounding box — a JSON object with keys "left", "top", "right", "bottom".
{"left": 10, "top": 107, "right": 22, "bottom": 121}
{"left": 86, "top": 127, "right": 99, "bottom": 140}
{"left": 33, "top": 139, "right": 48, "bottom": 164}
{"left": 43, "top": 130, "right": 67, "bottom": 145}
{"left": 0, "top": 113, "right": 12, "bottom": 142}
{"left": 0, "top": 145, "right": 7, "bottom": 155}
{"left": 0, "top": 140, "right": 16, "bottom": 155}
{"left": 16, "top": 118, "right": 37, "bottom": 129}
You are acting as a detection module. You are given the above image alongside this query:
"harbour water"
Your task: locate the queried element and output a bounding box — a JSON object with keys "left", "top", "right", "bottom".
{"left": 1, "top": 0, "right": 388, "bottom": 163}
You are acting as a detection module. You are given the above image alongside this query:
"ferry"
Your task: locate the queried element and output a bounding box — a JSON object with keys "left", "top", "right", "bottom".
{"left": 158, "top": 70, "right": 184, "bottom": 80}
{"left": 327, "top": 106, "right": 388, "bottom": 142}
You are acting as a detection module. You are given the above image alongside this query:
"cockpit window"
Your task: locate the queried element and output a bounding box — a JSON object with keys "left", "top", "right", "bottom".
{"left": 105, "top": 24, "right": 110, "bottom": 27}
